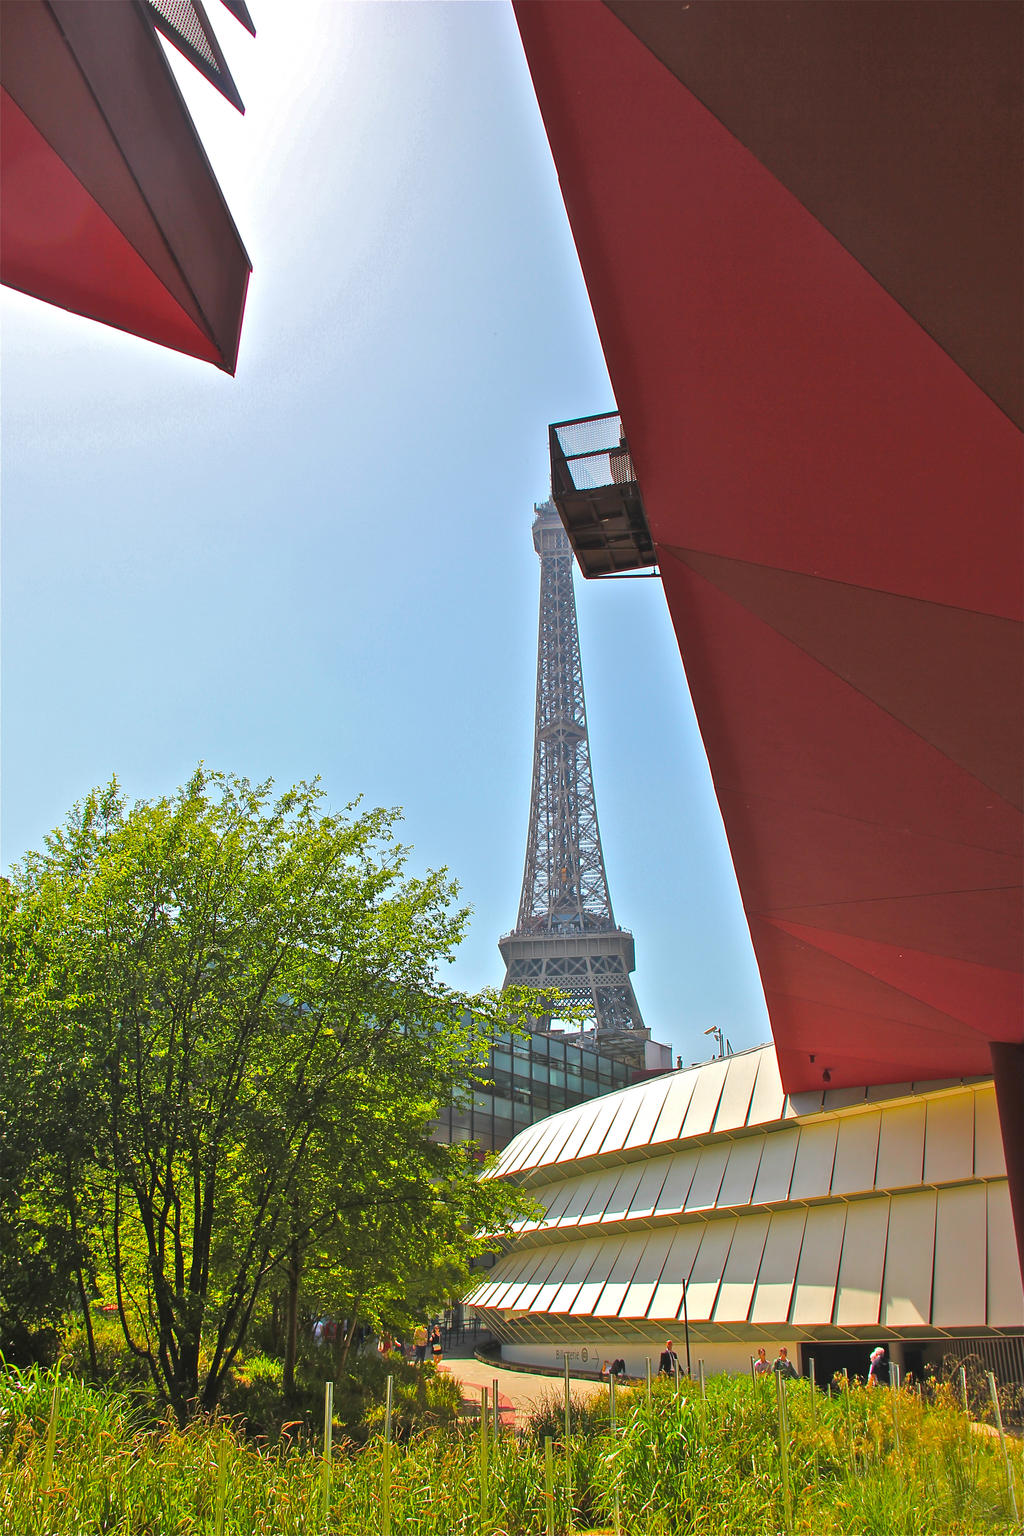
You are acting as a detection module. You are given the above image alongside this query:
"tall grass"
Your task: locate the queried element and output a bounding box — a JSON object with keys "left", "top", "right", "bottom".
{"left": 1, "top": 1362, "right": 1020, "bottom": 1534}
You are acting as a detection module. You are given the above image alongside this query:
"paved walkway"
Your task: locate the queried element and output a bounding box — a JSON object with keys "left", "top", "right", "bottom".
{"left": 439, "top": 1348, "right": 605, "bottom": 1428}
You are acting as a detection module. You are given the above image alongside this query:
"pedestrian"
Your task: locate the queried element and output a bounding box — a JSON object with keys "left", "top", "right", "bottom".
{"left": 753, "top": 1347, "right": 771, "bottom": 1377}
{"left": 773, "top": 1346, "right": 799, "bottom": 1380}
{"left": 868, "top": 1346, "right": 887, "bottom": 1386}
{"left": 413, "top": 1323, "right": 428, "bottom": 1364}
{"left": 658, "top": 1339, "right": 678, "bottom": 1375}
{"left": 429, "top": 1324, "right": 443, "bottom": 1364}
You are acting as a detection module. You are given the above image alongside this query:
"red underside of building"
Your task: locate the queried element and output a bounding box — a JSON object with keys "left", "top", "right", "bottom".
{"left": 512, "top": 2, "right": 1022, "bottom": 1133}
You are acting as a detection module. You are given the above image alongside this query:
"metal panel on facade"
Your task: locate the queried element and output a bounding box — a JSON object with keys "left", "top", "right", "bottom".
{"left": 987, "top": 1182, "right": 1024, "bottom": 1327}
{"left": 880, "top": 1189, "right": 937, "bottom": 1327}
{"left": 646, "top": 1222, "right": 706, "bottom": 1319}
{"left": 713, "top": 1211, "right": 772, "bottom": 1323}
{"left": 592, "top": 1234, "right": 647, "bottom": 1316}
{"left": 493, "top": 1249, "right": 554, "bottom": 1311}
{"left": 626, "top": 1154, "right": 674, "bottom": 1219}
{"left": 652, "top": 1149, "right": 701, "bottom": 1217}
{"left": 577, "top": 1093, "right": 630, "bottom": 1160}
{"left": 874, "top": 1102, "right": 926, "bottom": 1190}
{"left": 686, "top": 1218, "right": 737, "bottom": 1320}
{"left": 923, "top": 1092, "right": 976, "bottom": 1185}
{"left": 514, "top": 1248, "right": 572, "bottom": 1312}
{"left": 541, "top": 1175, "right": 587, "bottom": 1227}
{"left": 549, "top": 1236, "right": 608, "bottom": 1314}
{"left": 751, "top": 1128, "right": 800, "bottom": 1205}
{"left": 600, "top": 1164, "right": 646, "bottom": 1223}
{"left": 716, "top": 1135, "right": 765, "bottom": 1208}
{"left": 679, "top": 1056, "right": 731, "bottom": 1137}
{"left": 790, "top": 1203, "right": 847, "bottom": 1326}
{"left": 600, "top": 1084, "right": 647, "bottom": 1155}
{"left": 556, "top": 1103, "right": 603, "bottom": 1165}
{"left": 746, "top": 1047, "right": 786, "bottom": 1127}
{"left": 619, "top": 1228, "right": 678, "bottom": 1317}
{"left": 576, "top": 1166, "right": 630, "bottom": 1227}
{"left": 788, "top": 1121, "right": 839, "bottom": 1201}
{"left": 750, "top": 1208, "right": 807, "bottom": 1324}
{"left": 933, "top": 1182, "right": 987, "bottom": 1326}
{"left": 570, "top": 1236, "right": 626, "bottom": 1314}
{"left": 712, "top": 1049, "right": 762, "bottom": 1133}
{"left": 557, "top": 1172, "right": 607, "bottom": 1227}
{"left": 684, "top": 1143, "right": 731, "bottom": 1211}
{"left": 649, "top": 1068, "right": 700, "bottom": 1143}
{"left": 623, "top": 1073, "right": 676, "bottom": 1148}
{"left": 973, "top": 1086, "right": 1006, "bottom": 1178}
{"left": 831, "top": 1112, "right": 881, "bottom": 1196}
{"left": 529, "top": 1245, "right": 581, "bottom": 1311}
{"left": 833, "top": 1197, "right": 890, "bottom": 1326}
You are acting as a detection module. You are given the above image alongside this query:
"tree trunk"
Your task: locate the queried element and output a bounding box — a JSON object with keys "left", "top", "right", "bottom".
{"left": 338, "top": 1304, "right": 361, "bottom": 1374}
{"left": 283, "top": 1235, "right": 301, "bottom": 1397}
{"left": 74, "top": 1265, "right": 97, "bottom": 1377}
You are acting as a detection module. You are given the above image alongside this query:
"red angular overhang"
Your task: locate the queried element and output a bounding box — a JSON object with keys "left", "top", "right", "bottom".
{"left": 1, "top": 0, "right": 251, "bottom": 373}
{"left": 514, "top": 0, "right": 1023, "bottom": 1095}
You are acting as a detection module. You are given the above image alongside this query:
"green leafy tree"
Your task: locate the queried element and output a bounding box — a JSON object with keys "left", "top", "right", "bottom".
{"left": 5, "top": 770, "right": 538, "bottom": 1421}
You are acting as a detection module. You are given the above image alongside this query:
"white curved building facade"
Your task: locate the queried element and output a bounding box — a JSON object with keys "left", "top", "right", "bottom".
{"left": 466, "top": 1045, "right": 1024, "bottom": 1383}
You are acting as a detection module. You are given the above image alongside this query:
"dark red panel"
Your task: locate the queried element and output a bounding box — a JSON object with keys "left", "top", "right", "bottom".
{"left": 665, "top": 547, "right": 1023, "bottom": 809}
{"left": 603, "top": 0, "right": 1024, "bottom": 428}
{"left": 513, "top": 0, "right": 1023, "bottom": 1097}
{"left": 1, "top": 90, "right": 220, "bottom": 364}
{"left": 769, "top": 919, "right": 1024, "bottom": 1040}
{"left": 514, "top": 0, "right": 1022, "bottom": 621}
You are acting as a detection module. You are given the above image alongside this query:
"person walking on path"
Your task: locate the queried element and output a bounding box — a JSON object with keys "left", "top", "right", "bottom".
{"left": 429, "top": 1324, "right": 443, "bottom": 1365}
{"left": 413, "top": 1324, "right": 428, "bottom": 1365}
{"left": 773, "top": 1347, "right": 799, "bottom": 1380}
{"left": 753, "top": 1347, "right": 772, "bottom": 1377}
{"left": 658, "top": 1340, "right": 678, "bottom": 1375}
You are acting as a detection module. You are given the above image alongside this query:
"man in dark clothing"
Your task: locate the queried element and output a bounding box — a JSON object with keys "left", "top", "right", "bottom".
{"left": 773, "top": 1346, "right": 799, "bottom": 1380}
{"left": 658, "top": 1339, "right": 678, "bottom": 1375}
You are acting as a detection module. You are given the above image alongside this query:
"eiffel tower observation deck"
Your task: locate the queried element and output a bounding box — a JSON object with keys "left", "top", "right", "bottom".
{"left": 500, "top": 500, "right": 652, "bottom": 1070}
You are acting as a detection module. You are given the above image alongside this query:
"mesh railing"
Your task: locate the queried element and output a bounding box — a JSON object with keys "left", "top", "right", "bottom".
{"left": 551, "top": 412, "right": 636, "bottom": 495}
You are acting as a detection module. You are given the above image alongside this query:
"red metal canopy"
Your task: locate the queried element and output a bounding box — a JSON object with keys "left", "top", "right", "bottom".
{"left": 514, "top": 0, "right": 1022, "bottom": 1094}
{"left": 1, "top": 0, "right": 251, "bottom": 372}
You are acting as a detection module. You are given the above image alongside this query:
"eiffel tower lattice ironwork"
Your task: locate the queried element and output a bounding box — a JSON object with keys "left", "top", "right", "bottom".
{"left": 499, "top": 500, "right": 647, "bottom": 1052}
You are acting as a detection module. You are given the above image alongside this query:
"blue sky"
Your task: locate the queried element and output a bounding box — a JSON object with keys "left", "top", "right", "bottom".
{"left": 1, "top": 0, "right": 770, "bottom": 1062}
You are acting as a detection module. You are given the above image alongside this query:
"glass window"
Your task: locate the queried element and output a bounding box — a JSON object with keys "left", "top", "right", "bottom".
{"left": 492, "top": 1096, "right": 513, "bottom": 1119}
{"left": 492, "top": 1051, "right": 512, "bottom": 1074}
{"left": 549, "top": 1068, "right": 565, "bottom": 1089}
{"left": 531, "top": 1063, "right": 550, "bottom": 1084}
{"left": 514, "top": 1056, "right": 530, "bottom": 1079}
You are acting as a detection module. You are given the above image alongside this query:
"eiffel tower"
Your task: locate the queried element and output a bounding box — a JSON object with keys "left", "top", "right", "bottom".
{"left": 499, "top": 500, "right": 650, "bottom": 1068}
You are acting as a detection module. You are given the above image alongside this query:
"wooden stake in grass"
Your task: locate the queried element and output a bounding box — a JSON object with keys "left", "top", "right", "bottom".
{"left": 381, "top": 1375, "right": 393, "bottom": 1536}
{"left": 610, "top": 1371, "right": 622, "bottom": 1536}
{"left": 321, "top": 1380, "right": 334, "bottom": 1522}
{"left": 544, "top": 1433, "right": 556, "bottom": 1536}
{"left": 986, "top": 1371, "right": 1019, "bottom": 1523}
{"left": 959, "top": 1364, "right": 969, "bottom": 1414}
{"left": 646, "top": 1356, "right": 652, "bottom": 1409}
{"left": 493, "top": 1376, "right": 500, "bottom": 1442}
{"left": 213, "top": 1435, "right": 229, "bottom": 1536}
{"left": 698, "top": 1359, "right": 706, "bottom": 1401}
{"left": 843, "top": 1367, "right": 856, "bottom": 1471}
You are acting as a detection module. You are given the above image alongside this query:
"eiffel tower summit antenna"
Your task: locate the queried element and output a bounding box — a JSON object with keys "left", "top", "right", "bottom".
{"left": 499, "top": 499, "right": 652, "bottom": 1070}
